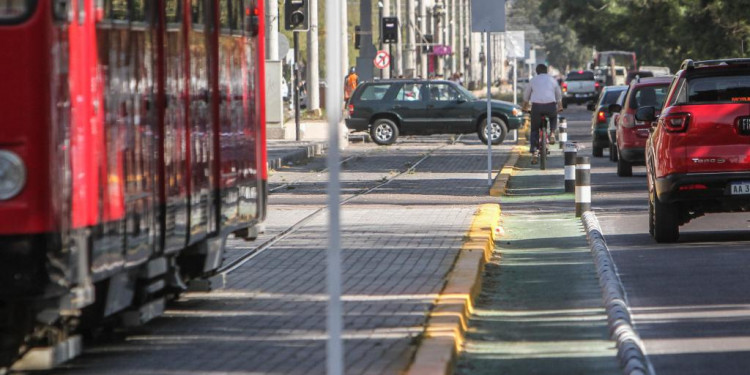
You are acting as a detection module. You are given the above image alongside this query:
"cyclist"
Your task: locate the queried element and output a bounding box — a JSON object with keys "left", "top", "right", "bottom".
{"left": 522, "top": 64, "right": 563, "bottom": 164}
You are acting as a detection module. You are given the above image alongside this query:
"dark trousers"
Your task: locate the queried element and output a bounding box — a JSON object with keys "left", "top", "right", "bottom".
{"left": 530, "top": 102, "right": 558, "bottom": 153}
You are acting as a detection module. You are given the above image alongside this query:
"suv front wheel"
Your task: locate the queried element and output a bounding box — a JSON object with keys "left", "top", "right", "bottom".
{"left": 478, "top": 117, "right": 507, "bottom": 145}
{"left": 370, "top": 118, "right": 399, "bottom": 145}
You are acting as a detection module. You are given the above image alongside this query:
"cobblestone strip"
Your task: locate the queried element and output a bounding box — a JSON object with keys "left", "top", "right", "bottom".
{"left": 407, "top": 204, "right": 501, "bottom": 375}
{"left": 581, "top": 211, "right": 655, "bottom": 375}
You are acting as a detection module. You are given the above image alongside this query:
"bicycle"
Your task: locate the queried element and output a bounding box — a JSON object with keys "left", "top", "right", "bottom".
{"left": 538, "top": 115, "right": 550, "bottom": 170}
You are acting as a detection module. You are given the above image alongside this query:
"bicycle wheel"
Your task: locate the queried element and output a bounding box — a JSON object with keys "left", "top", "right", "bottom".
{"left": 540, "top": 120, "right": 547, "bottom": 170}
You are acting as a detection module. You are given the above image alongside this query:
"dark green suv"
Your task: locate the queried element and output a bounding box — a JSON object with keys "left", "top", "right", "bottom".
{"left": 345, "top": 80, "right": 524, "bottom": 145}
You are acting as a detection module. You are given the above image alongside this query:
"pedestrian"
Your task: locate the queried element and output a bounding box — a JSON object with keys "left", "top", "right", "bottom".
{"left": 344, "top": 67, "right": 358, "bottom": 103}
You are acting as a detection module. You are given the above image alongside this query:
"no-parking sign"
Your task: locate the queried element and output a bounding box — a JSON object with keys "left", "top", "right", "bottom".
{"left": 373, "top": 50, "right": 390, "bottom": 69}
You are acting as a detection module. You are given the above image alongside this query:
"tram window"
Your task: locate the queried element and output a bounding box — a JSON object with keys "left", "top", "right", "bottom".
{"left": 190, "top": 0, "right": 203, "bottom": 25}
{"left": 0, "top": 0, "right": 34, "bottom": 22}
{"left": 106, "top": 0, "right": 127, "bottom": 20}
{"left": 230, "top": 0, "right": 242, "bottom": 32}
{"left": 131, "top": 0, "right": 146, "bottom": 22}
{"left": 165, "top": 0, "right": 181, "bottom": 24}
{"left": 219, "top": 0, "right": 229, "bottom": 30}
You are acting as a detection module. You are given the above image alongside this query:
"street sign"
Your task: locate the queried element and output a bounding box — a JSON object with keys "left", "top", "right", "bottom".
{"left": 505, "top": 30, "right": 525, "bottom": 58}
{"left": 471, "top": 0, "right": 506, "bottom": 32}
{"left": 373, "top": 50, "right": 390, "bottom": 69}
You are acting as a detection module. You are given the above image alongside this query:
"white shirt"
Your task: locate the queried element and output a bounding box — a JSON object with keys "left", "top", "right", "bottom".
{"left": 523, "top": 73, "right": 562, "bottom": 104}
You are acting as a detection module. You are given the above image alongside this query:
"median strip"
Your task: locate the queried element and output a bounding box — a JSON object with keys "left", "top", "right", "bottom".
{"left": 406, "top": 203, "right": 501, "bottom": 375}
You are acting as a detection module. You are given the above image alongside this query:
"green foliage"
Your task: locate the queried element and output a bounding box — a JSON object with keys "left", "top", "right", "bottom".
{"left": 541, "top": 0, "right": 750, "bottom": 70}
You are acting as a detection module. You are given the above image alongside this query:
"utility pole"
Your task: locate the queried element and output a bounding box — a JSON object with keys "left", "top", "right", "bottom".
{"left": 449, "top": 0, "right": 455, "bottom": 74}
{"left": 418, "top": 0, "right": 427, "bottom": 78}
{"left": 307, "top": 0, "right": 320, "bottom": 111}
{"left": 433, "top": 3, "right": 443, "bottom": 76}
{"left": 457, "top": 0, "right": 463, "bottom": 77}
{"left": 356, "top": 0, "right": 376, "bottom": 82}
{"left": 342, "top": 0, "right": 348, "bottom": 80}
{"left": 266, "top": 0, "right": 279, "bottom": 60}
{"left": 394, "top": 0, "right": 403, "bottom": 77}
{"left": 405, "top": 0, "right": 415, "bottom": 77}
{"left": 381, "top": 0, "right": 390, "bottom": 79}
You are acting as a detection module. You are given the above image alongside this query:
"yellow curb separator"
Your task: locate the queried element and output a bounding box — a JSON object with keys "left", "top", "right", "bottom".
{"left": 406, "top": 203, "right": 501, "bottom": 375}
{"left": 489, "top": 146, "right": 525, "bottom": 197}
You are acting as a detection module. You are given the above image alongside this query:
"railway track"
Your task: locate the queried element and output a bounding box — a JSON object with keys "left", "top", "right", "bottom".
{"left": 216, "top": 136, "right": 464, "bottom": 276}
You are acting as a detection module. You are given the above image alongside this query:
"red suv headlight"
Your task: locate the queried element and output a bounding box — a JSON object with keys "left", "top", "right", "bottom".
{"left": 662, "top": 113, "right": 691, "bottom": 132}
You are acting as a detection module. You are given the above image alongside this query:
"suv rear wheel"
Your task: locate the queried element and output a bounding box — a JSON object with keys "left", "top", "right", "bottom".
{"left": 478, "top": 116, "right": 507, "bottom": 145}
{"left": 649, "top": 190, "right": 679, "bottom": 243}
{"left": 370, "top": 119, "right": 399, "bottom": 145}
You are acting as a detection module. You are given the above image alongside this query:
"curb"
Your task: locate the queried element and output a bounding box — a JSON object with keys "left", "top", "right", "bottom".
{"left": 489, "top": 146, "right": 525, "bottom": 196}
{"left": 267, "top": 142, "right": 328, "bottom": 170}
{"left": 406, "top": 204, "right": 501, "bottom": 375}
{"left": 581, "top": 211, "right": 655, "bottom": 375}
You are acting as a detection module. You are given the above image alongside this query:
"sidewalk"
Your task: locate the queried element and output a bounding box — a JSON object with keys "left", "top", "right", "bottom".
{"left": 453, "top": 148, "right": 619, "bottom": 374}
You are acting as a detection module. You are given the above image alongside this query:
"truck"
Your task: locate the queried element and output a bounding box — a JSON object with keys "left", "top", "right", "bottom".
{"left": 561, "top": 70, "right": 598, "bottom": 108}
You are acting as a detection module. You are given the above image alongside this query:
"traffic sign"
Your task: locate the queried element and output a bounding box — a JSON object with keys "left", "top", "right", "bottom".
{"left": 373, "top": 50, "right": 390, "bottom": 69}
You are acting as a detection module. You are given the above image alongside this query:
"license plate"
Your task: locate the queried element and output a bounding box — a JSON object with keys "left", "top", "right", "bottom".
{"left": 738, "top": 117, "right": 750, "bottom": 135}
{"left": 730, "top": 181, "right": 750, "bottom": 195}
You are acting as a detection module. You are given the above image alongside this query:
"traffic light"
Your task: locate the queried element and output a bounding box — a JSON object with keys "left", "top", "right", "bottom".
{"left": 422, "top": 34, "right": 433, "bottom": 53}
{"left": 382, "top": 17, "right": 398, "bottom": 44}
{"left": 355, "top": 25, "right": 361, "bottom": 49}
{"left": 284, "top": 0, "right": 309, "bottom": 31}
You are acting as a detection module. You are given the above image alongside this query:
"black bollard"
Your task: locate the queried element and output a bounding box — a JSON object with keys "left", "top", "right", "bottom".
{"left": 575, "top": 156, "right": 591, "bottom": 217}
{"left": 558, "top": 116, "right": 567, "bottom": 149}
{"left": 564, "top": 142, "right": 577, "bottom": 193}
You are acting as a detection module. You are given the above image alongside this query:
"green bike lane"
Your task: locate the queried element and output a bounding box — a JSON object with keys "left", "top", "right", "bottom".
{"left": 454, "top": 147, "right": 620, "bottom": 374}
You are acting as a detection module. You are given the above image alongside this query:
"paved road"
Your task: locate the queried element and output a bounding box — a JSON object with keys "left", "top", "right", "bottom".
{"left": 565, "top": 105, "right": 750, "bottom": 374}
{"left": 47, "top": 135, "right": 512, "bottom": 375}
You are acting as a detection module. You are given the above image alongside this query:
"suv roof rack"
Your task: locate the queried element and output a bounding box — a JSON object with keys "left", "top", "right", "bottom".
{"left": 681, "top": 58, "right": 750, "bottom": 70}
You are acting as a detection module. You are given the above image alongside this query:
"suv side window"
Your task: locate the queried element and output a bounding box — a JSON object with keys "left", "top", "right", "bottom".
{"left": 395, "top": 83, "right": 423, "bottom": 101}
{"left": 669, "top": 78, "right": 688, "bottom": 106}
{"left": 359, "top": 84, "right": 391, "bottom": 101}
{"left": 427, "top": 83, "right": 460, "bottom": 101}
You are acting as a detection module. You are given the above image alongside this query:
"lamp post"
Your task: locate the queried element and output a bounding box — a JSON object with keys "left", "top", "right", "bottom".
{"left": 378, "top": 1, "right": 384, "bottom": 79}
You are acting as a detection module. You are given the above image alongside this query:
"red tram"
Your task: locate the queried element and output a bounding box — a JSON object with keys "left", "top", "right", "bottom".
{"left": 0, "top": 0, "right": 267, "bottom": 368}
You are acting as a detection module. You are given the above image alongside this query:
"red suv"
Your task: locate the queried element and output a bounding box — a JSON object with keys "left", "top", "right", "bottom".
{"left": 640, "top": 59, "right": 750, "bottom": 242}
{"left": 612, "top": 76, "right": 672, "bottom": 176}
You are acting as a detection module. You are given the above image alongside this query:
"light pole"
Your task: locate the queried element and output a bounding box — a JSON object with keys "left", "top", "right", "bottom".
{"left": 378, "top": 1, "right": 384, "bottom": 79}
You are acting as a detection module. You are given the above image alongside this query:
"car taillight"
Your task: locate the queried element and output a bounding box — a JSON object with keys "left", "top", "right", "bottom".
{"left": 562, "top": 82, "right": 567, "bottom": 92}
{"left": 662, "top": 113, "right": 690, "bottom": 132}
{"left": 679, "top": 184, "right": 707, "bottom": 191}
{"left": 348, "top": 104, "right": 354, "bottom": 116}
{"left": 621, "top": 113, "right": 635, "bottom": 128}
{"left": 597, "top": 110, "right": 606, "bottom": 123}
{"left": 595, "top": 82, "right": 601, "bottom": 90}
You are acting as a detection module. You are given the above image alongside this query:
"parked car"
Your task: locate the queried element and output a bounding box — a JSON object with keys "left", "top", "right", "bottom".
{"left": 611, "top": 76, "right": 672, "bottom": 176}
{"left": 589, "top": 85, "right": 628, "bottom": 157}
{"left": 640, "top": 58, "right": 750, "bottom": 242}
{"left": 562, "top": 70, "right": 598, "bottom": 108}
{"left": 640, "top": 65, "right": 671, "bottom": 76}
{"left": 345, "top": 80, "right": 524, "bottom": 145}
{"left": 607, "top": 90, "right": 627, "bottom": 161}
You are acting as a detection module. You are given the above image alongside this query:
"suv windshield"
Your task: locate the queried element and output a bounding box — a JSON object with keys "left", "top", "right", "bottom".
{"left": 0, "top": 0, "right": 36, "bottom": 23}
{"left": 455, "top": 84, "right": 477, "bottom": 100}
{"left": 566, "top": 71, "right": 594, "bottom": 81}
{"left": 686, "top": 74, "right": 750, "bottom": 103}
